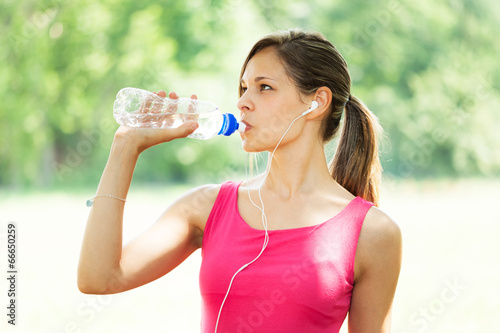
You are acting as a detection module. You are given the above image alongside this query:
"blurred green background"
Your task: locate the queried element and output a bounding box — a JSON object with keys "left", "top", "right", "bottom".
{"left": 1, "top": 0, "right": 499, "bottom": 189}
{"left": 1, "top": 0, "right": 499, "bottom": 332}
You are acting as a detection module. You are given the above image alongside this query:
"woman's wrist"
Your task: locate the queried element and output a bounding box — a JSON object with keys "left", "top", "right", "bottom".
{"left": 95, "top": 133, "right": 139, "bottom": 200}
{"left": 112, "top": 130, "right": 143, "bottom": 157}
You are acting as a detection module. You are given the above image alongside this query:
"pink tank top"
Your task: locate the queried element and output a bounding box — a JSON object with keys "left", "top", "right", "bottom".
{"left": 199, "top": 181, "right": 374, "bottom": 333}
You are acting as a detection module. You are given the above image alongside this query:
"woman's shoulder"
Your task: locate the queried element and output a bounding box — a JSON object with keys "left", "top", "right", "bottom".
{"left": 176, "top": 183, "right": 223, "bottom": 210}
{"left": 165, "top": 183, "right": 223, "bottom": 244}
{"left": 355, "top": 205, "right": 402, "bottom": 277}
{"left": 360, "top": 205, "right": 402, "bottom": 249}
{"left": 173, "top": 181, "right": 244, "bottom": 218}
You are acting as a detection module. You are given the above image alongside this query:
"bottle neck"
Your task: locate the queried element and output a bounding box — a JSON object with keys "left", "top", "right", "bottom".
{"left": 218, "top": 113, "right": 242, "bottom": 136}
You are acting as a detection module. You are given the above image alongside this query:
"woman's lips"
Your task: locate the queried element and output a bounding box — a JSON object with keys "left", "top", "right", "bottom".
{"left": 241, "top": 120, "right": 252, "bottom": 133}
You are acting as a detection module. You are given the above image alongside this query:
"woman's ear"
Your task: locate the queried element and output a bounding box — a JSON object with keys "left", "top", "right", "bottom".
{"left": 305, "top": 86, "right": 332, "bottom": 119}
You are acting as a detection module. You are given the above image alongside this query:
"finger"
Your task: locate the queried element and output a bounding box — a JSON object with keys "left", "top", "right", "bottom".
{"left": 166, "top": 91, "right": 178, "bottom": 115}
{"left": 155, "top": 91, "right": 168, "bottom": 116}
{"left": 188, "top": 95, "right": 197, "bottom": 113}
{"left": 151, "top": 91, "right": 164, "bottom": 114}
{"left": 140, "top": 91, "right": 154, "bottom": 113}
{"left": 185, "top": 93, "right": 198, "bottom": 122}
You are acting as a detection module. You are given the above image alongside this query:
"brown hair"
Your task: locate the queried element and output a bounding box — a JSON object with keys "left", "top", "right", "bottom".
{"left": 239, "top": 29, "right": 382, "bottom": 206}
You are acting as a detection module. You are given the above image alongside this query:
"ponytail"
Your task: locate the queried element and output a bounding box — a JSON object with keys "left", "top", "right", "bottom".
{"left": 330, "top": 95, "right": 382, "bottom": 206}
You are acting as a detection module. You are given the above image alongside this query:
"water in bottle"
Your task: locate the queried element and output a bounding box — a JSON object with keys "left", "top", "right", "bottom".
{"left": 113, "top": 87, "right": 246, "bottom": 140}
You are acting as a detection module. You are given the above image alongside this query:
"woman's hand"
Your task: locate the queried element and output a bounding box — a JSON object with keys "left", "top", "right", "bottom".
{"left": 114, "top": 91, "right": 199, "bottom": 154}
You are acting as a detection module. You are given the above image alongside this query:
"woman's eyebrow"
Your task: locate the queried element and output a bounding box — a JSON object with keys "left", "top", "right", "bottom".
{"left": 240, "top": 76, "right": 276, "bottom": 84}
{"left": 254, "top": 76, "right": 275, "bottom": 82}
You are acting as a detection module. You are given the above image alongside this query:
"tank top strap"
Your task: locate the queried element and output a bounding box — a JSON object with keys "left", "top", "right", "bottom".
{"left": 342, "top": 196, "right": 375, "bottom": 274}
{"left": 348, "top": 196, "right": 375, "bottom": 221}
{"left": 202, "top": 181, "right": 242, "bottom": 254}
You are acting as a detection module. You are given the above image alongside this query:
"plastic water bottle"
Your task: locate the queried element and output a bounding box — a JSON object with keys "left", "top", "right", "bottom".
{"left": 113, "top": 87, "right": 246, "bottom": 140}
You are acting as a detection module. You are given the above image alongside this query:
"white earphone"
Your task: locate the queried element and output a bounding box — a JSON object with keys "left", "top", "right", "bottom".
{"left": 215, "top": 98, "right": 321, "bottom": 333}
{"left": 301, "top": 100, "right": 319, "bottom": 116}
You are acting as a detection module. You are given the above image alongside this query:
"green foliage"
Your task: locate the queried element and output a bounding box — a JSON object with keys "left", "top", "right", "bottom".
{"left": 0, "top": 0, "right": 245, "bottom": 188}
{"left": 254, "top": 0, "right": 500, "bottom": 178}
{"left": 0, "top": 0, "right": 499, "bottom": 189}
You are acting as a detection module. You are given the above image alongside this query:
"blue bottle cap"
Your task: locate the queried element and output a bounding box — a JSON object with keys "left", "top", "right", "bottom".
{"left": 218, "top": 113, "right": 240, "bottom": 136}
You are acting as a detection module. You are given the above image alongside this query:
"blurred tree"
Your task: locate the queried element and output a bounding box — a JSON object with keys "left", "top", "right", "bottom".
{"left": 0, "top": 0, "right": 499, "bottom": 189}
{"left": 0, "top": 0, "right": 246, "bottom": 188}
{"left": 253, "top": 0, "right": 500, "bottom": 178}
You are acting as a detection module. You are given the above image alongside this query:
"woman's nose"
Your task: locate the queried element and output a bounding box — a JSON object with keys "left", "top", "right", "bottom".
{"left": 237, "top": 91, "right": 254, "bottom": 113}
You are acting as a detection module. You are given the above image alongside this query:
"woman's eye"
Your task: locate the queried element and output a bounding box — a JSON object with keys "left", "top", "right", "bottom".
{"left": 261, "top": 84, "right": 272, "bottom": 91}
{"left": 241, "top": 87, "right": 248, "bottom": 93}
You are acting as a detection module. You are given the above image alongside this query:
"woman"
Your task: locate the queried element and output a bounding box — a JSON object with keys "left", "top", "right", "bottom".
{"left": 78, "top": 29, "right": 402, "bottom": 332}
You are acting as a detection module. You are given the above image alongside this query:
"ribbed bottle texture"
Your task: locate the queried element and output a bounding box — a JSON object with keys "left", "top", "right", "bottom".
{"left": 113, "top": 88, "right": 245, "bottom": 140}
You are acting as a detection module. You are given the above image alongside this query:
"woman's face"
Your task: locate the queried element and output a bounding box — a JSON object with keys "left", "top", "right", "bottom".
{"left": 238, "top": 47, "right": 310, "bottom": 152}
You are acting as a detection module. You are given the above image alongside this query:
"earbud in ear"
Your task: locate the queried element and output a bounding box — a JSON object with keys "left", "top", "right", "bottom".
{"left": 301, "top": 101, "right": 319, "bottom": 116}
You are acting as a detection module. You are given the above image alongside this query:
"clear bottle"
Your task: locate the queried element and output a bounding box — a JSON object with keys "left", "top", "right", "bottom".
{"left": 113, "top": 87, "right": 246, "bottom": 140}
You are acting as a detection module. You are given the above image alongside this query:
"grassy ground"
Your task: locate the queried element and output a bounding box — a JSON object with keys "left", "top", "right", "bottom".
{"left": 0, "top": 178, "right": 499, "bottom": 332}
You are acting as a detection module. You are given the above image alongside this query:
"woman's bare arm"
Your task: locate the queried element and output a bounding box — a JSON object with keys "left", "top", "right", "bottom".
{"left": 77, "top": 134, "right": 138, "bottom": 294}
{"left": 77, "top": 90, "right": 215, "bottom": 294}
{"left": 348, "top": 207, "right": 403, "bottom": 332}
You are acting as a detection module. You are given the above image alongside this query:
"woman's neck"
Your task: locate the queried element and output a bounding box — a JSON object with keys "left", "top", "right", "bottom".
{"left": 259, "top": 136, "right": 334, "bottom": 200}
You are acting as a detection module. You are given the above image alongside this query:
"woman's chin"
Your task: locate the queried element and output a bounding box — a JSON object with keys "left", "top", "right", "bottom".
{"left": 240, "top": 143, "right": 257, "bottom": 153}
{"left": 240, "top": 138, "right": 261, "bottom": 153}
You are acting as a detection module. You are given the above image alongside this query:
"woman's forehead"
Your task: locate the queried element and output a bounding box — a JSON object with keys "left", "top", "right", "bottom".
{"left": 241, "top": 47, "right": 286, "bottom": 83}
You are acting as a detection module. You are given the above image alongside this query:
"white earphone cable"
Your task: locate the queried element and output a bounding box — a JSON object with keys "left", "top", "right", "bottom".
{"left": 214, "top": 111, "right": 306, "bottom": 332}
